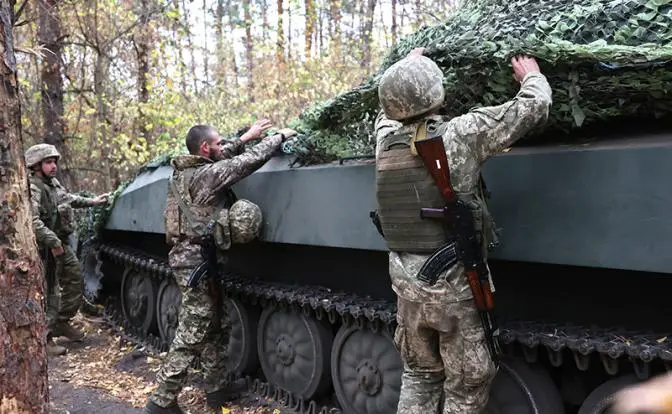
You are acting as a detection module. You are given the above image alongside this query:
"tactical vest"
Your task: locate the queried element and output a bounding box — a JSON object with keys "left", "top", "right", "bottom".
{"left": 375, "top": 119, "right": 500, "bottom": 255}
{"left": 30, "top": 175, "right": 59, "bottom": 232}
{"left": 375, "top": 128, "right": 446, "bottom": 253}
{"left": 164, "top": 166, "right": 237, "bottom": 248}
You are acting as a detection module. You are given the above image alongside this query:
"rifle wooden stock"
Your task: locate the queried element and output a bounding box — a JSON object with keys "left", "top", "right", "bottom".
{"left": 414, "top": 136, "right": 457, "bottom": 200}
{"left": 467, "top": 269, "right": 495, "bottom": 312}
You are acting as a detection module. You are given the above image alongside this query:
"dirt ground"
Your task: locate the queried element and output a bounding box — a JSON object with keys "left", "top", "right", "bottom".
{"left": 48, "top": 313, "right": 284, "bottom": 414}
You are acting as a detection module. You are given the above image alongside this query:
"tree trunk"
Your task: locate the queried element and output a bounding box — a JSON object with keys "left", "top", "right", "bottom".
{"left": 287, "top": 2, "right": 292, "bottom": 60}
{"left": 276, "top": 0, "right": 284, "bottom": 64}
{"left": 329, "top": 0, "right": 340, "bottom": 58}
{"left": 180, "top": 0, "right": 198, "bottom": 95}
{"left": 215, "top": 0, "right": 226, "bottom": 87}
{"left": 304, "top": 0, "right": 314, "bottom": 59}
{"left": 133, "top": 0, "right": 152, "bottom": 144}
{"left": 260, "top": 0, "right": 269, "bottom": 42}
{"left": 171, "top": 0, "right": 187, "bottom": 95}
{"left": 242, "top": 0, "right": 253, "bottom": 101}
{"left": 38, "top": 0, "right": 75, "bottom": 189}
{"left": 202, "top": 0, "right": 209, "bottom": 84}
{"left": 0, "top": 1, "right": 50, "bottom": 413}
{"left": 391, "top": 0, "right": 397, "bottom": 45}
{"left": 360, "top": 0, "right": 377, "bottom": 68}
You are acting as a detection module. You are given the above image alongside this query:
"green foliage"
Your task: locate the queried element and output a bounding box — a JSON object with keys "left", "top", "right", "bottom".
{"left": 282, "top": 0, "right": 672, "bottom": 165}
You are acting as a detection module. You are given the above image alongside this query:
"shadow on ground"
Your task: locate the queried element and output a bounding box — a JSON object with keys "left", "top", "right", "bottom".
{"left": 47, "top": 314, "right": 283, "bottom": 414}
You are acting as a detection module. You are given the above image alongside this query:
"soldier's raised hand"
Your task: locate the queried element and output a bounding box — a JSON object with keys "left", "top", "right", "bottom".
{"left": 408, "top": 47, "right": 426, "bottom": 58}
{"left": 511, "top": 55, "right": 541, "bottom": 83}
{"left": 94, "top": 193, "right": 110, "bottom": 205}
{"left": 242, "top": 119, "right": 274, "bottom": 142}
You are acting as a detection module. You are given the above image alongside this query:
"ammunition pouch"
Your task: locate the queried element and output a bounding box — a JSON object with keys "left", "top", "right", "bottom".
{"left": 168, "top": 169, "right": 236, "bottom": 251}
{"left": 57, "top": 203, "right": 76, "bottom": 236}
{"left": 212, "top": 208, "right": 232, "bottom": 251}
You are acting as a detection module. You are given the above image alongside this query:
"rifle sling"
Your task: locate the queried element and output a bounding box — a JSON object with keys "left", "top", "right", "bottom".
{"left": 169, "top": 168, "right": 199, "bottom": 231}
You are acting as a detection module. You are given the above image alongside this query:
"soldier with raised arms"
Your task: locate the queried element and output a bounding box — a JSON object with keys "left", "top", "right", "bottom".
{"left": 25, "top": 144, "right": 110, "bottom": 357}
{"left": 145, "top": 120, "right": 297, "bottom": 414}
{"left": 373, "top": 49, "right": 553, "bottom": 413}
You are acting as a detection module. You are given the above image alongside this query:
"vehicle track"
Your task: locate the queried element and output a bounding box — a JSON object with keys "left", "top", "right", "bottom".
{"left": 98, "top": 243, "right": 672, "bottom": 413}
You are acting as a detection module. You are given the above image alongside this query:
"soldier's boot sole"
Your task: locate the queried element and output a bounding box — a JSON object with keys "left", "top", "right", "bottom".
{"left": 143, "top": 400, "right": 184, "bottom": 414}
{"left": 205, "top": 379, "right": 247, "bottom": 410}
{"left": 51, "top": 322, "right": 85, "bottom": 342}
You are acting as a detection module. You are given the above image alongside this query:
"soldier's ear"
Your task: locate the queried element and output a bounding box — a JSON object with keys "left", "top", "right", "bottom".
{"left": 199, "top": 139, "right": 210, "bottom": 154}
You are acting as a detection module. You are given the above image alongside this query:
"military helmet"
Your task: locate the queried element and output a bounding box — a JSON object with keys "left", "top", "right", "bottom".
{"left": 378, "top": 55, "right": 445, "bottom": 121}
{"left": 25, "top": 144, "right": 61, "bottom": 168}
{"left": 229, "top": 199, "right": 263, "bottom": 244}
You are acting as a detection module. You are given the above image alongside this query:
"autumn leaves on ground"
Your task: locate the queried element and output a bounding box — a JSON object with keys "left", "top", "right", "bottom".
{"left": 48, "top": 313, "right": 282, "bottom": 414}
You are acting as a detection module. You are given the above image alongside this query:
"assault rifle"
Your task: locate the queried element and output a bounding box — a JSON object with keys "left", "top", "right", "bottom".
{"left": 414, "top": 135, "right": 501, "bottom": 366}
{"left": 43, "top": 246, "right": 60, "bottom": 297}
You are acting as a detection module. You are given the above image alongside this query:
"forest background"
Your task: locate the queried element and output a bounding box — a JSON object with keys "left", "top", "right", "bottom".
{"left": 15, "top": 0, "right": 458, "bottom": 195}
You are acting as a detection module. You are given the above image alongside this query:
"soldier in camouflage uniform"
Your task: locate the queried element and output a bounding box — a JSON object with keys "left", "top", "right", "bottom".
{"left": 145, "top": 120, "right": 297, "bottom": 414}
{"left": 25, "top": 144, "right": 110, "bottom": 357}
{"left": 374, "top": 49, "right": 552, "bottom": 413}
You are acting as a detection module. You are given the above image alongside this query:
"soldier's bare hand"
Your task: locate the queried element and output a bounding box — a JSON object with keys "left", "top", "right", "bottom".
{"left": 242, "top": 119, "right": 274, "bottom": 142}
{"left": 52, "top": 245, "right": 64, "bottom": 257}
{"left": 610, "top": 373, "right": 672, "bottom": 413}
{"left": 511, "top": 55, "right": 540, "bottom": 83}
{"left": 277, "top": 128, "right": 297, "bottom": 141}
{"left": 408, "top": 47, "right": 426, "bottom": 58}
{"left": 94, "top": 193, "right": 110, "bottom": 205}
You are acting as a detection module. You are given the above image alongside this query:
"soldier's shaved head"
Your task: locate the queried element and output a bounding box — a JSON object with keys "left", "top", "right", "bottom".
{"left": 186, "top": 125, "right": 218, "bottom": 154}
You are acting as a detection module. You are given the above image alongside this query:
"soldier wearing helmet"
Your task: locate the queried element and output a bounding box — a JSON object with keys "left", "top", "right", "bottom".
{"left": 25, "top": 143, "right": 110, "bottom": 357}
{"left": 374, "top": 49, "right": 553, "bottom": 413}
{"left": 146, "top": 120, "right": 296, "bottom": 414}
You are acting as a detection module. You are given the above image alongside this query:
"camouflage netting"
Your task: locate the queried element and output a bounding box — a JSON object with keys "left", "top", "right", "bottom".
{"left": 77, "top": 0, "right": 672, "bottom": 242}
{"left": 281, "top": 0, "right": 672, "bottom": 164}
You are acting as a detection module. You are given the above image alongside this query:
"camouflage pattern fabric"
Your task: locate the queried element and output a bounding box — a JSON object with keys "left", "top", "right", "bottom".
{"left": 24, "top": 143, "right": 60, "bottom": 168}
{"left": 164, "top": 135, "right": 281, "bottom": 270}
{"left": 29, "top": 174, "right": 101, "bottom": 332}
{"left": 149, "top": 268, "right": 232, "bottom": 407}
{"left": 229, "top": 199, "right": 263, "bottom": 244}
{"left": 394, "top": 297, "right": 496, "bottom": 413}
{"left": 378, "top": 55, "right": 446, "bottom": 121}
{"left": 55, "top": 245, "right": 85, "bottom": 322}
{"left": 151, "top": 134, "right": 282, "bottom": 407}
{"left": 375, "top": 71, "right": 553, "bottom": 412}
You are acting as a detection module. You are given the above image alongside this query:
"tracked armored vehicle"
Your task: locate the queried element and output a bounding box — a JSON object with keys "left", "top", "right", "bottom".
{"left": 82, "top": 125, "right": 672, "bottom": 414}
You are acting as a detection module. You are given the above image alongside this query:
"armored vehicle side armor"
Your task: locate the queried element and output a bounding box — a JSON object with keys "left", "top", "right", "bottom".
{"left": 83, "top": 130, "right": 672, "bottom": 413}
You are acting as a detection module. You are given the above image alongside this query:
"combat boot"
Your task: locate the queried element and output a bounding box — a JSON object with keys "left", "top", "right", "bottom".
{"left": 205, "top": 379, "right": 247, "bottom": 410}
{"left": 143, "top": 400, "right": 184, "bottom": 414}
{"left": 47, "top": 338, "right": 67, "bottom": 357}
{"left": 51, "top": 322, "right": 85, "bottom": 342}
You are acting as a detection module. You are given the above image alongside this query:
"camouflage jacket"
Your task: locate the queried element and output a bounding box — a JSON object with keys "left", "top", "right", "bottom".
{"left": 374, "top": 71, "right": 553, "bottom": 303}
{"left": 29, "top": 174, "right": 100, "bottom": 249}
{"left": 167, "top": 134, "right": 282, "bottom": 270}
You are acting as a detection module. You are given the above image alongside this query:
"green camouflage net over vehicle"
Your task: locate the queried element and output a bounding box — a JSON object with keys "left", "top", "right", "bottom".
{"left": 77, "top": 0, "right": 672, "bottom": 240}
{"left": 281, "top": 0, "right": 672, "bottom": 165}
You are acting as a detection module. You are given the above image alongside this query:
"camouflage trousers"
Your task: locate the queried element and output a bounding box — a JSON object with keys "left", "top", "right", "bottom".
{"left": 393, "top": 296, "right": 497, "bottom": 414}
{"left": 149, "top": 267, "right": 231, "bottom": 408}
{"left": 43, "top": 243, "right": 83, "bottom": 334}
